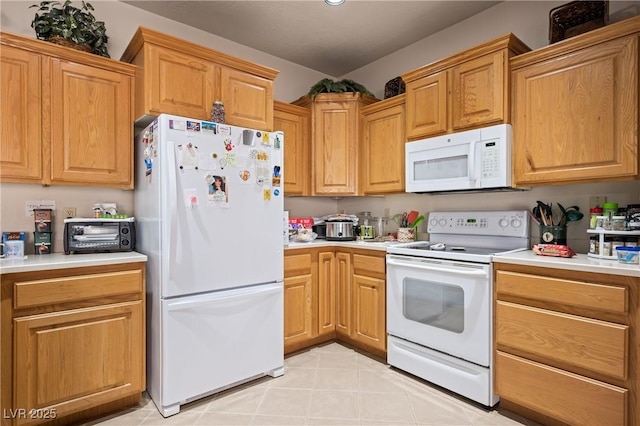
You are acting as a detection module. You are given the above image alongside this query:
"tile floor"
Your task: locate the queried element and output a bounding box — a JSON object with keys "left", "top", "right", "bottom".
{"left": 87, "top": 343, "right": 540, "bottom": 426}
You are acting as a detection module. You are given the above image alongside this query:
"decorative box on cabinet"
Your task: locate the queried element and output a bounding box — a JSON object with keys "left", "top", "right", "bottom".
{"left": 360, "top": 95, "right": 406, "bottom": 195}
{"left": 511, "top": 16, "right": 640, "bottom": 186}
{"left": 120, "top": 26, "right": 278, "bottom": 131}
{"left": 292, "top": 93, "right": 378, "bottom": 195}
{"left": 274, "top": 101, "right": 311, "bottom": 196}
{"left": 0, "top": 31, "right": 135, "bottom": 189}
{"left": 0, "top": 262, "right": 146, "bottom": 426}
{"left": 493, "top": 262, "right": 637, "bottom": 426}
{"left": 401, "top": 33, "right": 530, "bottom": 140}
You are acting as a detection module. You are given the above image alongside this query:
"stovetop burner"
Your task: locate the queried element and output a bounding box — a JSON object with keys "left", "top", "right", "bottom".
{"left": 386, "top": 210, "right": 531, "bottom": 264}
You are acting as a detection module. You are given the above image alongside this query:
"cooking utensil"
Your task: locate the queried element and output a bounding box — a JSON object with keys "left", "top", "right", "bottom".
{"left": 411, "top": 215, "right": 425, "bottom": 228}
{"left": 406, "top": 210, "right": 419, "bottom": 226}
{"left": 400, "top": 212, "right": 408, "bottom": 227}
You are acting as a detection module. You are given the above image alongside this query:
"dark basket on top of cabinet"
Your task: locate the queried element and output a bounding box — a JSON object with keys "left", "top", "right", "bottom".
{"left": 549, "top": 0, "right": 609, "bottom": 44}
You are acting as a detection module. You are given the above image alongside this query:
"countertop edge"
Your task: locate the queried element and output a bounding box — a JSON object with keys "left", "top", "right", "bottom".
{"left": 285, "top": 240, "right": 395, "bottom": 252}
{"left": 493, "top": 250, "right": 640, "bottom": 277}
{"left": 0, "top": 252, "right": 148, "bottom": 274}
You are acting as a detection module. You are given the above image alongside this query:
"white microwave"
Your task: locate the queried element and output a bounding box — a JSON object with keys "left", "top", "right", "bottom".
{"left": 405, "top": 123, "right": 513, "bottom": 193}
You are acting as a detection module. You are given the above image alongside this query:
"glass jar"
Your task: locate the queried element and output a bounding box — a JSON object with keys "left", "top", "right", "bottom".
{"left": 611, "top": 216, "right": 626, "bottom": 231}
{"left": 589, "top": 207, "right": 603, "bottom": 229}
{"left": 602, "top": 236, "right": 612, "bottom": 257}
{"left": 211, "top": 101, "right": 225, "bottom": 124}
{"left": 589, "top": 235, "right": 599, "bottom": 254}
{"left": 625, "top": 236, "right": 639, "bottom": 247}
{"left": 611, "top": 237, "right": 625, "bottom": 256}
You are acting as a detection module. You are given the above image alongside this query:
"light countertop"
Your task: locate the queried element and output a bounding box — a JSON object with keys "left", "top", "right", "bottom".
{"left": 0, "top": 252, "right": 148, "bottom": 274}
{"left": 493, "top": 250, "right": 640, "bottom": 278}
{"left": 286, "top": 239, "right": 399, "bottom": 252}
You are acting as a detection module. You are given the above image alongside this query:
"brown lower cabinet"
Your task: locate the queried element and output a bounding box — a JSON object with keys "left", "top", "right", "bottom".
{"left": 284, "top": 247, "right": 386, "bottom": 358}
{"left": 1, "top": 262, "right": 146, "bottom": 426}
{"left": 494, "top": 262, "right": 638, "bottom": 426}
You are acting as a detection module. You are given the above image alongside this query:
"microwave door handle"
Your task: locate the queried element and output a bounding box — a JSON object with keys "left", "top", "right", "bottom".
{"left": 387, "top": 257, "right": 488, "bottom": 277}
{"left": 468, "top": 139, "right": 479, "bottom": 183}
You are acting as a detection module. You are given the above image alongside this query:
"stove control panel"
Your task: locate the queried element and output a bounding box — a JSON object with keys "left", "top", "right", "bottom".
{"left": 427, "top": 210, "right": 529, "bottom": 238}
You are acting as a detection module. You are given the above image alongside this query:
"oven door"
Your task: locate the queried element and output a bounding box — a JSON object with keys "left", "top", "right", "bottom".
{"left": 386, "top": 254, "right": 492, "bottom": 366}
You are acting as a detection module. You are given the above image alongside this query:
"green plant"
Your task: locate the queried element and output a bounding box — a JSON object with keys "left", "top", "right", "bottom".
{"left": 30, "top": 0, "right": 110, "bottom": 58}
{"left": 307, "top": 78, "right": 374, "bottom": 99}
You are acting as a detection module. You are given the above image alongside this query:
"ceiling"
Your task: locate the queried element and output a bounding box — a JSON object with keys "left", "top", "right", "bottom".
{"left": 122, "top": 1, "right": 501, "bottom": 76}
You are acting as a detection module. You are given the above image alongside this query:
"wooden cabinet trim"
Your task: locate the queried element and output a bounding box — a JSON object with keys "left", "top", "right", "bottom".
{"left": 402, "top": 33, "right": 529, "bottom": 83}
{"left": 511, "top": 16, "right": 640, "bottom": 69}
{"left": 120, "top": 26, "right": 278, "bottom": 80}
{"left": 14, "top": 270, "right": 143, "bottom": 309}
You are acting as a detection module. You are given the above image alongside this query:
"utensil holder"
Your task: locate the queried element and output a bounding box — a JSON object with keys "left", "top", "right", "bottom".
{"left": 540, "top": 225, "right": 567, "bottom": 245}
{"left": 397, "top": 227, "right": 415, "bottom": 242}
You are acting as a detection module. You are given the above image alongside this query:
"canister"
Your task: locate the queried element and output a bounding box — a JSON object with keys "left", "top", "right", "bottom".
{"left": 611, "top": 216, "right": 626, "bottom": 231}
{"left": 589, "top": 207, "right": 603, "bottom": 229}
{"left": 602, "top": 202, "right": 618, "bottom": 217}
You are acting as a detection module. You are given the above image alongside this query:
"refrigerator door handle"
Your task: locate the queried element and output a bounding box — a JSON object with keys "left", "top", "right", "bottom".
{"left": 168, "top": 141, "right": 179, "bottom": 277}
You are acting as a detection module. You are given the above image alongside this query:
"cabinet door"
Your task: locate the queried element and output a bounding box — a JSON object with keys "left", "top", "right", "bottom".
{"left": 352, "top": 274, "right": 386, "bottom": 352}
{"left": 451, "top": 51, "right": 505, "bottom": 131}
{"left": 274, "top": 101, "right": 310, "bottom": 196}
{"left": 284, "top": 274, "right": 313, "bottom": 347}
{"left": 0, "top": 45, "right": 43, "bottom": 183}
{"left": 512, "top": 36, "right": 638, "bottom": 185}
{"left": 334, "top": 252, "right": 352, "bottom": 337}
{"left": 145, "top": 44, "right": 215, "bottom": 120}
{"left": 405, "top": 71, "right": 448, "bottom": 140}
{"left": 312, "top": 100, "right": 359, "bottom": 195}
{"left": 317, "top": 251, "right": 336, "bottom": 336}
{"left": 220, "top": 66, "right": 274, "bottom": 131}
{"left": 49, "top": 58, "right": 133, "bottom": 188}
{"left": 13, "top": 301, "right": 144, "bottom": 425}
{"left": 360, "top": 97, "right": 405, "bottom": 194}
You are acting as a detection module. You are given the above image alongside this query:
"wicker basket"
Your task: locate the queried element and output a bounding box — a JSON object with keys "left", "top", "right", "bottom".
{"left": 549, "top": 1, "right": 609, "bottom": 44}
{"left": 48, "top": 36, "right": 93, "bottom": 53}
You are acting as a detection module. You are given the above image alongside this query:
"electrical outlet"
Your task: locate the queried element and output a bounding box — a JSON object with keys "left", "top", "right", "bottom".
{"left": 62, "top": 207, "right": 76, "bottom": 218}
{"left": 589, "top": 196, "right": 607, "bottom": 209}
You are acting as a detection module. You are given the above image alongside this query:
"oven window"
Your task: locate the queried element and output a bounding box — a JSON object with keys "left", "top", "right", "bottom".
{"left": 413, "top": 155, "right": 468, "bottom": 181}
{"left": 402, "top": 278, "right": 464, "bottom": 333}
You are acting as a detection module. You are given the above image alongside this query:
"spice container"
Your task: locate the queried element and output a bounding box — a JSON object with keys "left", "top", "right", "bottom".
{"left": 625, "top": 236, "right": 639, "bottom": 247}
{"left": 589, "top": 235, "right": 599, "bottom": 254}
{"left": 611, "top": 216, "right": 626, "bottom": 231}
{"left": 211, "top": 101, "right": 225, "bottom": 124}
{"left": 589, "top": 206, "right": 603, "bottom": 229}
{"left": 611, "top": 237, "right": 625, "bottom": 254}
{"left": 602, "top": 202, "right": 618, "bottom": 217}
{"left": 602, "top": 236, "right": 612, "bottom": 257}
{"left": 594, "top": 215, "right": 609, "bottom": 230}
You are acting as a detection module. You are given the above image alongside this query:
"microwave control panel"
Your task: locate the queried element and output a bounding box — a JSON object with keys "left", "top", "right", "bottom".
{"left": 480, "top": 141, "right": 499, "bottom": 179}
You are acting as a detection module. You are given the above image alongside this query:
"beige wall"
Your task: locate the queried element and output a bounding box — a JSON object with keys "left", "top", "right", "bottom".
{"left": 1, "top": 1, "right": 639, "bottom": 254}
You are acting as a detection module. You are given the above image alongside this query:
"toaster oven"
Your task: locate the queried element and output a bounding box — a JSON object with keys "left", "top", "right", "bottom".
{"left": 64, "top": 218, "right": 136, "bottom": 254}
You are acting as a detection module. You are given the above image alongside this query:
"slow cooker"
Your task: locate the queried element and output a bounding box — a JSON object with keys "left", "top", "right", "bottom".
{"left": 325, "top": 219, "right": 357, "bottom": 241}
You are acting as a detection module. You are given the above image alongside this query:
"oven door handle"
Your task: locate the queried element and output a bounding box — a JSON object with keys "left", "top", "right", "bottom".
{"left": 387, "top": 257, "right": 488, "bottom": 277}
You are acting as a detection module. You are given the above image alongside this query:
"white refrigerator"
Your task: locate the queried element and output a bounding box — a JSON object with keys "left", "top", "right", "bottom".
{"left": 134, "top": 114, "right": 285, "bottom": 417}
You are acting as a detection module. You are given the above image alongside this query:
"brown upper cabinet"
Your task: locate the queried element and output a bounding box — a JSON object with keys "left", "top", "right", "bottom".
{"left": 293, "top": 93, "right": 378, "bottom": 196}
{"left": 274, "top": 101, "right": 311, "bottom": 196}
{"left": 402, "top": 34, "right": 530, "bottom": 140}
{"left": 511, "top": 17, "right": 640, "bottom": 187}
{"left": 121, "top": 27, "right": 278, "bottom": 131}
{"left": 360, "top": 95, "right": 406, "bottom": 195}
{"left": 0, "top": 31, "right": 135, "bottom": 189}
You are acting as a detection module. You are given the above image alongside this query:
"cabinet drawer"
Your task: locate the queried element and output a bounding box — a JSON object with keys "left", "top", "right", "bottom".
{"left": 352, "top": 254, "right": 385, "bottom": 276}
{"left": 496, "top": 351, "right": 627, "bottom": 426}
{"left": 14, "top": 270, "right": 143, "bottom": 309}
{"left": 496, "top": 301, "right": 628, "bottom": 380}
{"left": 284, "top": 252, "right": 312, "bottom": 277}
{"left": 496, "top": 270, "right": 627, "bottom": 313}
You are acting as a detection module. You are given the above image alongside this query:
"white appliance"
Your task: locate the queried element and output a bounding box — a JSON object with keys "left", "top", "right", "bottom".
{"left": 386, "top": 210, "right": 529, "bottom": 407}
{"left": 405, "top": 124, "right": 513, "bottom": 193}
{"left": 134, "top": 114, "right": 285, "bottom": 417}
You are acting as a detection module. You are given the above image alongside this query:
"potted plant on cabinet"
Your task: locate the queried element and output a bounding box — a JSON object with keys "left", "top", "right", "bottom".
{"left": 307, "top": 78, "right": 375, "bottom": 99}
{"left": 29, "top": 0, "right": 110, "bottom": 57}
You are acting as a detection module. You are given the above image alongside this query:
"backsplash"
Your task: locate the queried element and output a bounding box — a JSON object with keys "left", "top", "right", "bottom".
{"left": 285, "top": 180, "right": 640, "bottom": 254}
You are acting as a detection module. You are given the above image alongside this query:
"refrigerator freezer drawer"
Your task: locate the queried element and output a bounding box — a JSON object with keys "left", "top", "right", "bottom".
{"left": 160, "top": 282, "right": 284, "bottom": 412}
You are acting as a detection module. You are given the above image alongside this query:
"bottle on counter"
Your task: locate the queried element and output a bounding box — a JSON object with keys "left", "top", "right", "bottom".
{"left": 589, "top": 206, "right": 603, "bottom": 229}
